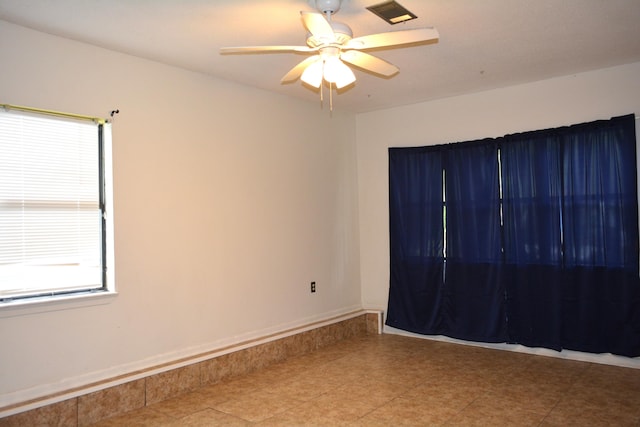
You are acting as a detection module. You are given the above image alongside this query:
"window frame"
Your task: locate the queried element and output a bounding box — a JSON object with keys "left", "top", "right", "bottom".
{"left": 0, "top": 105, "right": 116, "bottom": 315}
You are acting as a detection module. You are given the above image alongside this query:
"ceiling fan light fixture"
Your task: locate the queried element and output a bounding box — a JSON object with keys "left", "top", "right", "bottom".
{"left": 323, "top": 57, "right": 356, "bottom": 88}
{"left": 301, "top": 60, "right": 324, "bottom": 88}
{"left": 366, "top": 0, "right": 417, "bottom": 25}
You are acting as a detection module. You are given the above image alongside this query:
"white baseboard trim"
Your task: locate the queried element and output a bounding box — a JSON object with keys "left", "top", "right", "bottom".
{"left": 384, "top": 326, "right": 640, "bottom": 369}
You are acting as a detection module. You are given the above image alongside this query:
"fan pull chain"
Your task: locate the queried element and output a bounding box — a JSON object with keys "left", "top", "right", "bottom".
{"left": 329, "top": 82, "right": 333, "bottom": 113}
{"left": 317, "top": 59, "right": 335, "bottom": 115}
{"left": 320, "top": 60, "right": 325, "bottom": 109}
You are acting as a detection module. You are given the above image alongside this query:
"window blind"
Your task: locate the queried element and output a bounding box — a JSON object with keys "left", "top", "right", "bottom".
{"left": 0, "top": 109, "right": 103, "bottom": 299}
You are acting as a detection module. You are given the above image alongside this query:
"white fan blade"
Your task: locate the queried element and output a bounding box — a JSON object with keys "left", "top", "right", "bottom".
{"left": 220, "top": 45, "right": 316, "bottom": 54}
{"left": 301, "top": 11, "right": 334, "bottom": 40}
{"left": 281, "top": 55, "right": 320, "bottom": 83}
{"left": 340, "top": 50, "right": 399, "bottom": 77}
{"left": 344, "top": 27, "right": 439, "bottom": 50}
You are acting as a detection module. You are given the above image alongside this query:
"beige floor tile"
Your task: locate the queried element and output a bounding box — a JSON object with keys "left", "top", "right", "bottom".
{"left": 165, "top": 408, "right": 251, "bottom": 426}
{"left": 400, "top": 380, "right": 484, "bottom": 410}
{"left": 574, "top": 362, "right": 640, "bottom": 393}
{"left": 330, "top": 378, "right": 411, "bottom": 407}
{"left": 483, "top": 384, "right": 563, "bottom": 414}
{"left": 211, "top": 388, "right": 304, "bottom": 422}
{"left": 524, "top": 354, "right": 591, "bottom": 381}
{"left": 358, "top": 396, "right": 460, "bottom": 426}
{"left": 360, "top": 365, "right": 432, "bottom": 387}
{"left": 497, "top": 364, "right": 575, "bottom": 392}
{"left": 147, "top": 391, "right": 213, "bottom": 419}
{"left": 541, "top": 384, "right": 640, "bottom": 426}
{"left": 444, "top": 392, "right": 549, "bottom": 427}
{"left": 315, "top": 362, "right": 376, "bottom": 384}
{"left": 261, "top": 392, "right": 376, "bottom": 426}
{"left": 197, "top": 375, "right": 266, "bottom": 402}
{"left": 264, "top": 372, "right": 343, "bottom": 402}
{"left": 191, "top": 384, "right": 236, "bottom": 407}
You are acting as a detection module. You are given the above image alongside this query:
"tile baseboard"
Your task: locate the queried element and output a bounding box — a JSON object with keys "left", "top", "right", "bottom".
{"left": 0, "top": 310, "right": 383, "bottom": 426}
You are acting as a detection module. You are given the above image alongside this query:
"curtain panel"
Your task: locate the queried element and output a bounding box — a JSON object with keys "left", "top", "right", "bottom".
{"left": 443, "top": 140, "right": 507, "bottom": 342}
{"left": 386, "top": 114, "right": 640, "bottom": 356}
{"left": 388, "top": 146, "right": 445, "bottom": 334}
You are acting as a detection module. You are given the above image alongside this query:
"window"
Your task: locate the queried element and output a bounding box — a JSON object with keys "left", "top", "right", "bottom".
{"left": 387, "top": 114, "right": 640, "bottom": 356}
{"left": 0, "top": 106, "right": 113, "bottom": 304}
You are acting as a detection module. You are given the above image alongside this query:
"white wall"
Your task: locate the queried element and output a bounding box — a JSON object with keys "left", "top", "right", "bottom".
{"left": 356, "top": 61, "right": 640, "bottom": 366}
{"left": 0, "top": 21, "right": 361, "bottom": 405}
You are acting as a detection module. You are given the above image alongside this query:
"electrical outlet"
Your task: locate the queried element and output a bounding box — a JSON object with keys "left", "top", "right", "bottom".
{"left": 310, "top": 281, "right": 316, "bottom": 293}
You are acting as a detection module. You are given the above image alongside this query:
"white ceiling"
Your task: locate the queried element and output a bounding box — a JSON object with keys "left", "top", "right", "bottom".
{"left": 1, "top": 0, "right": 640, "bottom": 113}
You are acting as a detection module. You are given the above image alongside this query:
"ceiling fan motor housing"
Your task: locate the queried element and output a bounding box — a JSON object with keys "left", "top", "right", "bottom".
{"left": 306, "top": 21, "right": 352, "bottom": 47}
{"left": 311, "top": 0, "right": 342, "bottom": 14}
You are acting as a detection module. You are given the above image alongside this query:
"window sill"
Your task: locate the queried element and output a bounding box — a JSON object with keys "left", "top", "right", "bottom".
{"left": 0, "top": 290, "right": 117, "bottom": 318}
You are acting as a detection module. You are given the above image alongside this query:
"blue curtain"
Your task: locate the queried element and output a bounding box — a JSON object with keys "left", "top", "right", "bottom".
{"left": 387, "top": 146, "right": 445, "bottom": 334}
{"left": 559, "top": 117, "right": 640, "bottom": 356}
{"left": 444, "top": 140, "right": 507, "bottom": 342}
{"left": 501, "top": 131, "right": 564, "bottom": 350}
{"left": 387, "top": 114, "right": 640, "bottom": 356}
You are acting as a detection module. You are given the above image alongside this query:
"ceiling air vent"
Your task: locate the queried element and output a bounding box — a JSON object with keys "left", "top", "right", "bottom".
{"left": 366, "top": 0, "right": 417, "bottom": 25}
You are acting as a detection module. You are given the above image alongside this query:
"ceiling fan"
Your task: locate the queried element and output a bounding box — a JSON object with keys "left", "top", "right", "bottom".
{"left": 220, "top": 0, "right": 439, "bottom": 93}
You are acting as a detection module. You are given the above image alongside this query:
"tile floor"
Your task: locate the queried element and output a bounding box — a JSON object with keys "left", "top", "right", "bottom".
{"left": 90, "top": 334, "right": 640, "bottom": 426}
